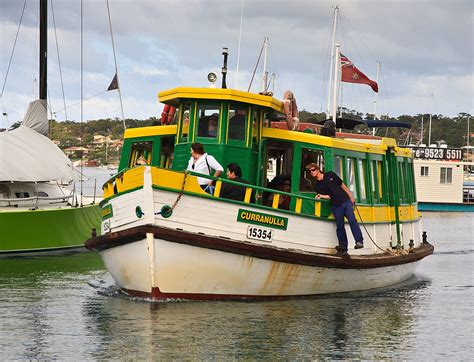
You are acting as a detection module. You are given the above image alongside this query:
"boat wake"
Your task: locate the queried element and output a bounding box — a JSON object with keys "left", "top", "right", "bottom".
{"left": 433, "top": 249, "right": 474, "bottom": 256}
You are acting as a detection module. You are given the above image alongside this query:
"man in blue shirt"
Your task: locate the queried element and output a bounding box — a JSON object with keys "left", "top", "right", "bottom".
{"left": 306, "top": 163, "right": 364, "bottom": 258}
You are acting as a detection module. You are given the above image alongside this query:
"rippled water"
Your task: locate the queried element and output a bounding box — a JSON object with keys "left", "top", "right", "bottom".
{"left": 0, "top": 212, "right": 472, "bottom": 359}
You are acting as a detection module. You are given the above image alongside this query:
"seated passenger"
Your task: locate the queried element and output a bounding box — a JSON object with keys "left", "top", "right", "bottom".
{"left": 220, "top": 163, "right": 249, "bottom": 201}
{"left": 264, "top": 175, "right": 291, "bottom": 210}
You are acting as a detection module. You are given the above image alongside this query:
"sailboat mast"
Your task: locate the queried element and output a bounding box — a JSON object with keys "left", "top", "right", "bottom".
{"left": 326, "top": 5, "right": 339, "bottom": 118}
{"left": 262, "top": 37, "right": 269, "bottom": 93}
{"left": 39, "top": 0, "right": 47, "bottom": 100}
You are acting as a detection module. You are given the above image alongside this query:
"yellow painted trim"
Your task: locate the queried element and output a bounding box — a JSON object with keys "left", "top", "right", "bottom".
{"left": 262, "top": 128, "right": 387, "bottom": 155}
{"left": 214, "top": 180, "right": 222, "bottom": 197}
{"left": 159, "top": 87, "right": 284, "bottom": 112}
{"left": 124, "top": 125, "right": 177, "bottom": 139}
{"left": 315, "top": 201, "right": 321, "bottom": 217}
{"left": 244, "top": 187, "right": 252, "bottom": 203}
{"left": 272, "top": 194, "right": 280, "bottom": 209}
{"left": 295, "top": 198, "right": 302, "bottom": 213}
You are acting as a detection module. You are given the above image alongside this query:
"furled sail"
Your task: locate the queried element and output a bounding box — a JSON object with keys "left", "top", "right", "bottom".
{"left": 0, "top": 126, "right": 80, "bottom": 182}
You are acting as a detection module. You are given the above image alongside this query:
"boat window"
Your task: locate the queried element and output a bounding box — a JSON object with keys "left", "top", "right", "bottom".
{"left": 196, "top": 103, "right": 220, "bottom": 138}
{"left": 357, "top": 159, "right": 367, "bottom": 203}
{"left": 397, "top": 160, "right": 408, "bottom": 204}
{"left": 346, "top": 157, "right": 358, "bottom": 200}
{"left": 34, "top": 191, "right": 49, "bottom": 197}
{"left": 159, "top": 137, "right": 174, "bottom": 168}
{"left": 301, "top": 148, "right": 324, "bottom": 191}
{"left": 252, "top": 110, "right": 259, "bottom": 146}
{"left": 228, "top": 104, "right": 247, "bottom": 141}
{"left": 440, "top": 167, "right": 452, "bottom": 184}
{"left": 266, "top": 141, "right": 293, "bottom": 183}
{"left": 333, "top": 155, "right": 344, "bottom": 179}
{"left": 371, "top": 160, "right": 384, "bottom": 204}
{"left": 180, "top": 102, "right": 191, "bottom": 142}
{"left": 421, "top": 166, "right": 429, "bottom": 177}
{"left": 129, "top": 141, "right": 153, "bottom": 167}
{"left": 15, "top": 192, "right": 29, "bottom": 198}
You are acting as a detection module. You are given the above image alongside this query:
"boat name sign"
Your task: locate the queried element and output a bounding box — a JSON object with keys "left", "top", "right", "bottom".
{"left": 237, "top": 209, "right": 288, "bottom": 230}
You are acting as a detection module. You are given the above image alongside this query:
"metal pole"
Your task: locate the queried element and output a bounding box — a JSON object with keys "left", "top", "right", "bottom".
{"left": 326, "top": 6, "right": 339, "bottom": 118}
{"left": 222, "top": 47, "right": 228, "bottom": 89}
{"left": 39, "top": 0, "right": 47, "bottom": 100}
{"left": 234, "top": 0, "right": 244, "bottom": 89}
{"left": 332, "top": 45, "right": 340, "bottom": 124}
{"left": 262, "top": 37, "right": 268, "bottom": 92}
{"left": 428, "top": 92, "right": 433, "bottom": 145}
{"left": 372, "top": 61, "right": 380, "bottom": 135}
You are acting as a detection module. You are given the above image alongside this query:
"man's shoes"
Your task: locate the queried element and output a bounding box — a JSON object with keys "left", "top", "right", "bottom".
{"left": 355, "top": 242, "right": 364, "bottom": 249}
{"left": 335, "top": 245, "right": 341, "bottom": 251}
{"left": 336, "top": 250, "right": 350, "bottom": 258}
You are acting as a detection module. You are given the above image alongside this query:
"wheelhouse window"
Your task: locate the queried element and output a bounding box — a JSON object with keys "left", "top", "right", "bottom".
{"left": 129, "top": 141, "right": 153, "bottom": 167}
{"left": 228, "top": 104, "right": 247, "bottom": 141}
{"left": 421, "top": 166, "right": 429, "bottom": 176}
{"left": 300, "top": 148, "right": 324, "bottom": 191}
{"left": 179, "top": 102, "right": 191, "bottom": 142}
{"left": 440, "top": 167, "right": 452, "bottom": 184}
{"left": 196, "top": 103, "right": 220, "bottom": 138}
{"left": 159, "top": 137, "right": 174, "bottom": 168}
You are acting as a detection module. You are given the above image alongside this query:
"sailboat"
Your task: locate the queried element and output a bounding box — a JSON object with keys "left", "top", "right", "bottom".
{"left": 0, "top": 0, "right": 101, "bottom": 255}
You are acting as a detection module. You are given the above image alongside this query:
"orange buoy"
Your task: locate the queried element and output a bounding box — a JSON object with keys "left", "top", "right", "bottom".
{"left": 160, "top": 105, "right": 176, "bottom": 125}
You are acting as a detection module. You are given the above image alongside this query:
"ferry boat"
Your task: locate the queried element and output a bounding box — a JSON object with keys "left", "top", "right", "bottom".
{"left": 410, "top": 146, "right": 474, "bottom": 212}
{"left": 85, "top": 53, "right": 433, "bottom": 300}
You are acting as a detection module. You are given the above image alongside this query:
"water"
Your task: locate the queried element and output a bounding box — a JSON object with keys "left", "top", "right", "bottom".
{"left": 0, "top": 212, "right": 472, "bottom": 359}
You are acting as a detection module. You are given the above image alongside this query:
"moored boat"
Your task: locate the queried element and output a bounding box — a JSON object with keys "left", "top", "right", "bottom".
{"left": 85, "top": 50, "right": 433, "bottom": 300}
{"left": 410, "top": 146, "right": 474, "bottom": 212}
{"left": 0, "top": 0, "right": 101, "bottom": 255}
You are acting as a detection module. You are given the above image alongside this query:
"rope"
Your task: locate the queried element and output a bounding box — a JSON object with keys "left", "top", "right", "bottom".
{"left": 1, "top": 0, "right": 27, "bottom": 99}
{"left": 354, "top": 203, "right": 396, "bottom": 255}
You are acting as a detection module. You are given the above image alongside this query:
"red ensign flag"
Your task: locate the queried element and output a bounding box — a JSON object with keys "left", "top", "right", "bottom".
{"left": 340, "top": 53, "right": 378, "bottom": 93}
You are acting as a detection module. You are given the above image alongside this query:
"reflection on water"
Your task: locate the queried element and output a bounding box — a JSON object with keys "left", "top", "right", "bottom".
{"left": 0, "top": 213, "right": 472, "bottom": 359}
{"left": 79, "top": 277, "right": 431, "bottom": 360}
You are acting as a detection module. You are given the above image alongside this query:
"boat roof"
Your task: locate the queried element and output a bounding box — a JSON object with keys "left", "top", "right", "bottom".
{"left": 316, "top": 117, "right": 411, "bottom": 130}
{"left": 158, "top": 87, "right": 284, "bottom": 113}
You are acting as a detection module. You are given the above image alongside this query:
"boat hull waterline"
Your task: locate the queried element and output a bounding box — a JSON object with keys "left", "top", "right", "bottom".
{"left": 86, "top": 225, "right": 434, "bottom": 300}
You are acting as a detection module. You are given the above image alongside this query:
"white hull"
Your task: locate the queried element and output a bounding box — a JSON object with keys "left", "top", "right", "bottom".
{"left": 100, "top": 234, "right": 420, "bottom": 299}
{"left": 87, "top": 167, "right": 432, "bottom": 300}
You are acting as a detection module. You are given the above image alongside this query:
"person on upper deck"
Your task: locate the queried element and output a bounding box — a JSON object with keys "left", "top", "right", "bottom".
{"left": 306, "top": 163, "right": 364, "bottom": 258}
{"left": 187, "top": 142, "right": 223, "bottom": 194}
{"left": 220, "top": 163, "right": 249, "bottom": 201}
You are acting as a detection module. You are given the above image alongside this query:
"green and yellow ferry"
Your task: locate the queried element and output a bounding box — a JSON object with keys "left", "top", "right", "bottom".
{"left": 86, "top": 80, "right": 433, "bottom": 300}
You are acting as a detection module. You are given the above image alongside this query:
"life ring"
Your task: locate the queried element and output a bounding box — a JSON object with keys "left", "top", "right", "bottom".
{"left": 282, "top": 90, "right": 299, "bottom": 131}
{"left": 160, "top": 104, "right": 176, "bottom": 125}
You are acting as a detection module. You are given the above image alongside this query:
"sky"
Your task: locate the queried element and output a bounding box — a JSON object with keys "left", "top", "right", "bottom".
{"left": 0, "top": 0, "right": 472, "bottom": 128}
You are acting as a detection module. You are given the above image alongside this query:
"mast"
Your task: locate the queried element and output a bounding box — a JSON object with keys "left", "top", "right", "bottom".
{"left": 420, "top": 115, "right": 424, "bottom": 144}
{"left": 428, "top": 92, "right": 433, "bottom": 145}
{"left": 261, "top": 36, "right": 269, "bottom": 92}
{"left": 332, "top": 44, "right": 340, "bottom": 123}
{"left": 39, "top": 0, "right": 47, "bottom": 100}
{"left": 326, "top": 5, "right": 339, "bottom": 118}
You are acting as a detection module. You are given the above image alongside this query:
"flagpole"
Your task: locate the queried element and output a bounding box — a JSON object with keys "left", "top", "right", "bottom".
{"left": 372, "top": 60, "right": 380, "bottom": 135}
{"left": 420, "top": 115, "right": 424, "bottom": 144}
{"left": 332, "top": 44, "right": 340, "bottom": 124}
{"left": 326, "top": 5, "right": 339, "bottom": 118}
{"left": 106, "top": 0, "right": 126, "bottom": 130}
{"left": 235, "top": 0, "right": 244, "bottom": 89}
{"left": 262, "top": 36, "right": 269, "bottom": 92}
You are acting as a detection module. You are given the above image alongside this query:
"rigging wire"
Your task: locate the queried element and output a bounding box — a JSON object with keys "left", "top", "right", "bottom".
{"left": 50, "top": 0, "right": 68, "bottom": 122}
{"left": 106, "top": 0, "right": 126, "bottom": 130}
{"left": 1, "top": 0, "right": 27, "bottom": 99}
{"left": 53, "top": 90, "right": 108, "bottom": 115}
{"left": 247, "top": 39, "right": 265, "bottom": 93}
{"left": 234, "top": 0, "right": 244, "bottom": 89}
{"left": 80, "top": 0, "right": 83, "bottom": 206}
